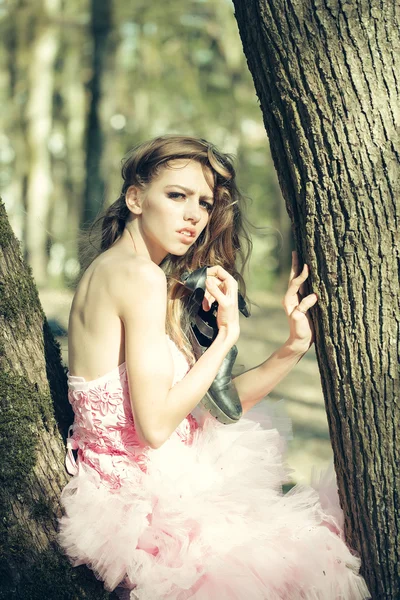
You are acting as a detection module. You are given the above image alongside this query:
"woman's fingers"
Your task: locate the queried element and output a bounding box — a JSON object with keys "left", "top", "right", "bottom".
{"left": 204, "top": 265, "right": 240, "bottom": 340}
{"left": 202, "top": 290, "right": 215, "bottom": 311}
{"left": 206, "top": 265, "right": 236, "bottom": 284}
{"left": 207, "top": 265, "right": 226, "bottom": 278}
{"left": 205, "top": 266, "right": 237, "bottom": 303}
{"left": 290, "top": 251, "right": 309, "bottom": 296}
{"left": 205, "top": 276, "right": 230, "bottom": 305}
{"left": 202, "top": 265, "right": 239, "bottom": 310}
{"left": 287, "top": 261, "right": 308, "bottom": 297}
{"left": 294, "top": 293, "right": 318, "bottom": 314}
{"left": 289, "top": 250, "right": 300, "bottom": 283}
{"left": 202, "top": 266, "right": 232, "bottom": 311}
{"left": 282, "top": 251, "right": 316, "bottom": 316}
{"left": 206, "top": 265, "right": 238, "bottom": 297}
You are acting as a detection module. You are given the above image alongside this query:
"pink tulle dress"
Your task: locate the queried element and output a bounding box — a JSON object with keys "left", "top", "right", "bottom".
{"left": 58, "top": 334, "right": 371, "bottom": 600}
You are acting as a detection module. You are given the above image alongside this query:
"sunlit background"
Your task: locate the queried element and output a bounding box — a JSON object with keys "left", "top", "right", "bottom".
{"left": 0, "top": 0, "right": 333, "bottom": 484}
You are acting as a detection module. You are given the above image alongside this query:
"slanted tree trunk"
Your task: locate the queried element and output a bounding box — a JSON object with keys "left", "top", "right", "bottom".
{"left": 0, "top": 198, "right": 116, "bottom": 598}
{"left": 231, "top": 1, "right": 399, "bottom": 597}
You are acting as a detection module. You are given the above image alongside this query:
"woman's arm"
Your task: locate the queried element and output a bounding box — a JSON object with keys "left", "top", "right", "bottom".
{"left": 231, "top": 251, "right": 318, "bottom": 414}
{"left": 232, "top": 339, "right": 309, "bottom": 415}
{"left": 161, "top": 329, "right": 235, "bottom": 440}
{"left": 115, "top": 259, "right": 237, "bottom": 449}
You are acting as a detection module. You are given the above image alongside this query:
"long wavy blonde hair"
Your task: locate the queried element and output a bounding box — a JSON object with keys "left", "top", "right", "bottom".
{"left": 75, "top": 134, "right": 258, "bottom": 368}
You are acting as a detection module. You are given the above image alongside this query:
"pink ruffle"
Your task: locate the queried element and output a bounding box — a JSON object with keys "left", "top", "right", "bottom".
{"left": 58, "top": 412, "right": 370, "bottom": 599}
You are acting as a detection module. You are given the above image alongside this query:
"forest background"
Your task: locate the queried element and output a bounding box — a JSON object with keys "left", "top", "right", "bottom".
{"left": 0, "top": 0, "right": 332, "bottom": 484}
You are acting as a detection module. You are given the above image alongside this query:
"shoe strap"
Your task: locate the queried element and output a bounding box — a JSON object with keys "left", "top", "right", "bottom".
{"left": 194, "top": 314, "right": 214, "bottom": 339}
{"left": 180, "top": 266, "right": 208, "bottom": 292}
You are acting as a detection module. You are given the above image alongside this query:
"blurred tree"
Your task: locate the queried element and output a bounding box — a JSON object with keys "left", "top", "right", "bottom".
{"left": 232, "top": 0, "right": 399, "bottom": 597}
{"left": 24, "top": 0, "right": 61, "bottom": 287}
{"left": 84, "top": 0, "right": 112, "bottom": 224}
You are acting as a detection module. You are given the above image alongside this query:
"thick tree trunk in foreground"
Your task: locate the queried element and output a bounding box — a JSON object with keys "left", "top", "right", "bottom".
{"left": 232, "top": 1, "right": 399, "bottom": 597}
{"left": 0, "top": 199, "right": 116, "bottom": 598}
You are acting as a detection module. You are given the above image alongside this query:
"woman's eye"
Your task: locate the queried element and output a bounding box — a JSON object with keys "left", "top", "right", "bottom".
{"left": 200, "top": 200, "right": 213, "bottom": 212}
{"left": 167, "top": 192, "right": 185, "bottom": 199}
{"left": 167, "top": 192, "right": 213, "bottom": 212}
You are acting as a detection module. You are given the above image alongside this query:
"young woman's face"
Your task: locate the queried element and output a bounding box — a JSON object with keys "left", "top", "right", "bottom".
{"left": 130, "top": 159, "right": 215, "bottom": 262}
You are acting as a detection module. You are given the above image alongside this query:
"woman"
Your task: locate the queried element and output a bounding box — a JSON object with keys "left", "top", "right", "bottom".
{"left": 58, "top": 135, "right": 370, "bottom": 599}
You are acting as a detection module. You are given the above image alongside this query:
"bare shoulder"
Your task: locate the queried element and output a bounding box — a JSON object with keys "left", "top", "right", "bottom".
{"left": 122, "top": 255, "right": 166, "bottom": 281}
{"left": 111, "top": 254, "right": 166, "bottom": 290}
{"left": 95, "top": 252, "right": 165, "bottom": 287}
{"left": 105, "top": 254, "right": 167, "bottom": 317}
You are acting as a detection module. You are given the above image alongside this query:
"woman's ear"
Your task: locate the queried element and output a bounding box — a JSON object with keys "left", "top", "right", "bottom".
{"left": 125, "top": 185, "right": 143, "bottom": 214}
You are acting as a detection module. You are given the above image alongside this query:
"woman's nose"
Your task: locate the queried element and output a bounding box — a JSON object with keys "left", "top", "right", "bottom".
{"left": 183, "top": 200, "right": 201, "bottom": 222}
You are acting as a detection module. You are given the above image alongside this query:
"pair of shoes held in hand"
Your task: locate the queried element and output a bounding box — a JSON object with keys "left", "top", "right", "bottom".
{"left": 180, "top": 266, "right": 250, "bottom": 425}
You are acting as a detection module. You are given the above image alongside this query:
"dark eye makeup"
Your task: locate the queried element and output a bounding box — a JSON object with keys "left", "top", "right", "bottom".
{"left": 167, "top": 192, "right": 213, "bottom": 212}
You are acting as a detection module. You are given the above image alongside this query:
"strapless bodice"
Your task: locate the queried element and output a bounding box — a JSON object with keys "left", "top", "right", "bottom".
{"left": 65, "top": 334, "right": 200, "bottom": 485}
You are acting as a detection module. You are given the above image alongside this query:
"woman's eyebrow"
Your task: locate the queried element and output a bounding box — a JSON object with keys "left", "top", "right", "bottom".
{"left": 164, "top": 184, "right": 214, "bottom": 203}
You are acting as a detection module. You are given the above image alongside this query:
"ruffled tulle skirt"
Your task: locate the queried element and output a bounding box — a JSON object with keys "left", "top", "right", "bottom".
{"left": 57, "top": 401, "right": 370, "bottom": 600}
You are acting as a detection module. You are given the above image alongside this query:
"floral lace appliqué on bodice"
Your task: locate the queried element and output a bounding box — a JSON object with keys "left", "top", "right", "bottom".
{"left": 65, "top": 334, "right": 199, "bottom": 485}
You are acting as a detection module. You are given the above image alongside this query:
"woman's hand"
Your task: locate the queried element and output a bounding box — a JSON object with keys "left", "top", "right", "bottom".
{"left": 282, "top": 251, "right": 318, "bottom": 350}
{"left": 202, "top": 272, "right": 219, "bottom": 311}
{"left": 203, "top": 265, "right": 240, "bottom": 344}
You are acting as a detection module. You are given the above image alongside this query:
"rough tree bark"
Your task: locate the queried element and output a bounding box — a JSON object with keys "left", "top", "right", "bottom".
{"left": 0, "top": 199, "right": 117, "bottom": 598}
{"left": 231, "top": 0, "right": 399, "bottom": 597}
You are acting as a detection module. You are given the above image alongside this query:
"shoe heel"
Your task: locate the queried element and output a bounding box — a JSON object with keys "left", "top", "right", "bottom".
{"left": 200, "top": 391, "right": 241, "bottom": 424}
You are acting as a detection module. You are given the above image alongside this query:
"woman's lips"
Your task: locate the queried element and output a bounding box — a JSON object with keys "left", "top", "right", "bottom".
{"left": 177, "top": 232, "right": 194, "bottom": 244}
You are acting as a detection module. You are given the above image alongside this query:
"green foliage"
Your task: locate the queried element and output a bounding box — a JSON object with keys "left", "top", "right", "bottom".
{"left": 0, "top": 0, "right": 288, "bottom": 292}
{"left": 108, "top": 0, "right": 285, "bottom": 289}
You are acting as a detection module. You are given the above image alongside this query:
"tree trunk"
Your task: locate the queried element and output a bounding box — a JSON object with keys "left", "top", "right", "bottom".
{"left": 25, "top": 3, "right": 60, "bottom": 287}
{"left": 231, "top": 1, "right": 399, "bottom": 597}
{"left": 0, "top": 198, "right": 116, "bottom": 598}
{"left": 49, "top": 4, "right": 89, "bottom": 288}
{"left": 83, "top": 0, "right": 112, "bottom": 225}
